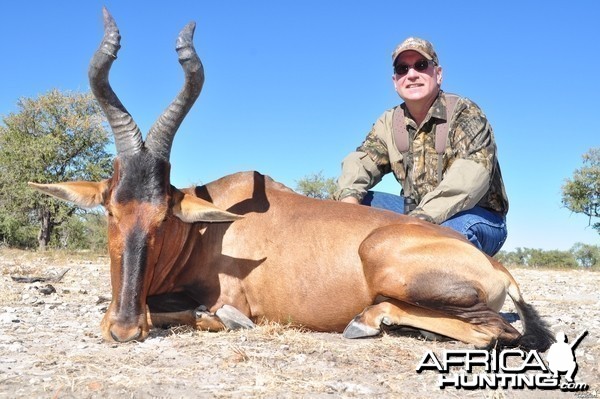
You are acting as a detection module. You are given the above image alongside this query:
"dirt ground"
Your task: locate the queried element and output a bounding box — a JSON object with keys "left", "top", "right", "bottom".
{"left": 0, "top": 248, "right": 598, "bottom": 399}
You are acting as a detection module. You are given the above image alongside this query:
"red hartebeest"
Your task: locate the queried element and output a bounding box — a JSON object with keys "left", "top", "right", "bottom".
{"left": 30, "top": 8, "right": 554, "bottom": 351}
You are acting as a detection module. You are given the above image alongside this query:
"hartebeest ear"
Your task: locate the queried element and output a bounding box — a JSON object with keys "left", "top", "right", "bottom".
{"left": 28, "top": 181, "right": 109, "bottom": 208}
{"left": 172, "top": 189, "right": 243, "bottom": 223}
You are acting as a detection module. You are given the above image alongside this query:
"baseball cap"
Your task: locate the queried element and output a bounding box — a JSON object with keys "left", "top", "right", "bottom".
{"left": 391, "top": 37, "right": 439, "bottom": 65}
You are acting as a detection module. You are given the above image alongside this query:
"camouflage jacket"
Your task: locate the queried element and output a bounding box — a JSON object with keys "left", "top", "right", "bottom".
{"left": 334, "top": 91, "right": 509, "bottom": 224}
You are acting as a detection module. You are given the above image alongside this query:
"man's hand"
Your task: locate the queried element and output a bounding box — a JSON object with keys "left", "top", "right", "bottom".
{"left": 409, "top": 210, "right": 436, "bottom": 224}
{"left": 340, "top": 197, "right": 360, "bottom": 205}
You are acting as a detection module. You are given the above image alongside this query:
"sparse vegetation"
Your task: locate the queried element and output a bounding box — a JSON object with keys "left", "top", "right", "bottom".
{"left": 494, "top": 243, "right": 600, "bottom": 269}
{"left": 295, "top": 171, "right": 337, "bottom": 199}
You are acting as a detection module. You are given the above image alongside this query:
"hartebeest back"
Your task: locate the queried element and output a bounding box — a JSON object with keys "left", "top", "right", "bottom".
{"left": 30, "top": 8, "right": 554, "bottom": 351}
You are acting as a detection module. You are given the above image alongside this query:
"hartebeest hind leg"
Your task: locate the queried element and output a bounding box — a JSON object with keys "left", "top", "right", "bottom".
{"left": 343, "top": 299, "right": 521, "bottom": 348}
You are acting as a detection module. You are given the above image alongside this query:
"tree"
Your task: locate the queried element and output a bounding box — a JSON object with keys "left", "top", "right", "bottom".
{"left": 0, "top": 90, "right": 113, "bottom": 250}
{"left": 494, "top": 247, "right": 529, "bottom": 266}
{"left": 495, "top": 244, "right": 600, "bottom": 269}
{"left": 526, "top": 248, "right": 578, "bottom": 268}
{"left": 56, "top": 211, "right": 108, "bottom": 252}
{"left": 562, "top": 148, "right": 600, "bottom": 234}
{"left": 295, "top": 171, "right": 337, "bottom": 199}
{"left": 571, "top": 242, "right": 600, "bottom": 268}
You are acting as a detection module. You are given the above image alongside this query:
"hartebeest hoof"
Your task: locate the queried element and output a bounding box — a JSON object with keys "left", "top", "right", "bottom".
{"left": 215, "top": 304, "right": 256, "bottom": 330}
{"left": 343, "top": 317, "right": 381, "bottom": 339}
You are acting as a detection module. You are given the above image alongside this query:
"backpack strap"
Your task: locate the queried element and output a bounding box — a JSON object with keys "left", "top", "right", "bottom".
{"left": 392, "top": 106, "right": 410, "bottom": 154}
{"left": 392, "top": 93, "right": 460, "bottom": 191}
{"left": 392, "top": 105, "right": 413, "bottom": 197}
{"left": 435, "top": 93, "right": 459, "bottom": 182}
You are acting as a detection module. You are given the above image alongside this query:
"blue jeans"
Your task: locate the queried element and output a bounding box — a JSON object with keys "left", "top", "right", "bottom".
{"left": 361, "top": 191, "right": 507, "bottom": 256}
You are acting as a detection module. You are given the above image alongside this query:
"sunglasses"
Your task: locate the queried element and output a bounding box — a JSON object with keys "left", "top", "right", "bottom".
{"left": 394, "top": 59, "right": 435, "bottom": 76}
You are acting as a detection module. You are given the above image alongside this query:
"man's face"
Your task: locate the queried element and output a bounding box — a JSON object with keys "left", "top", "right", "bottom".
{"left": 392, "top": 50, "right": 442, "bottom": 105}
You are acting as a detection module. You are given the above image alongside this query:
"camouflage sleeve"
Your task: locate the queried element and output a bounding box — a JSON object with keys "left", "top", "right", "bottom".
{"left": 450, "top": 99, "right": 496, "bottom": 174}
{"left": 412, "top": 159, "right": 490, "bottom": 223}
{"left": 411, "top": 99, "right": 495, "bottom": 223}
{"left": 334, "top": 116, "right": 392, "bottom": 201}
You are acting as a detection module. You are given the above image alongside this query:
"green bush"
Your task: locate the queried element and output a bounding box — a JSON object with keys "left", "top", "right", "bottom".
{"left": 495, "top": 243, "right": 599, "bottom": 269}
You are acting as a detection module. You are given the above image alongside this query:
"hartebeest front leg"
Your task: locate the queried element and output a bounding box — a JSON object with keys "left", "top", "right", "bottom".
{"left": 147, "top": 305, "right": 255, "bottom": 332}
{"left": 147, "top": 308, "right": 225, "bottom": 332}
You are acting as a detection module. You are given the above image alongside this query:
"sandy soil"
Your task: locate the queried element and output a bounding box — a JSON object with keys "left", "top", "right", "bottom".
{"left": 0, "top": 248, "right": 598, "bottom": 398}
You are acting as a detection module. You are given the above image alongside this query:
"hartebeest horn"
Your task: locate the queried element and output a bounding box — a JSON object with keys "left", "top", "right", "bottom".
{"left": 145, "top": 21, "right": 204, "bottom": 161}
{"left": 88, "top": 7, "right": 143, "bottom": 157}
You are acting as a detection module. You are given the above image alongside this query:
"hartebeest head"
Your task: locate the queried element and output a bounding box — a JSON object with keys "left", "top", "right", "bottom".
{"left": 29, "top": 8, "right": 241, "bottom": 342}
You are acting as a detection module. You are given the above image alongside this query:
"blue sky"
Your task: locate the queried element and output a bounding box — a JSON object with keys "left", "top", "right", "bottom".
{"left": 1, "top": 1, "right": 598, "bottom": 251}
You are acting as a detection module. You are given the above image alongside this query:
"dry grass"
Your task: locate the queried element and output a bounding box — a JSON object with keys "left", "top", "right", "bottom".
{"left": 0, "top": 248, "right": 107, "bottom": 275}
